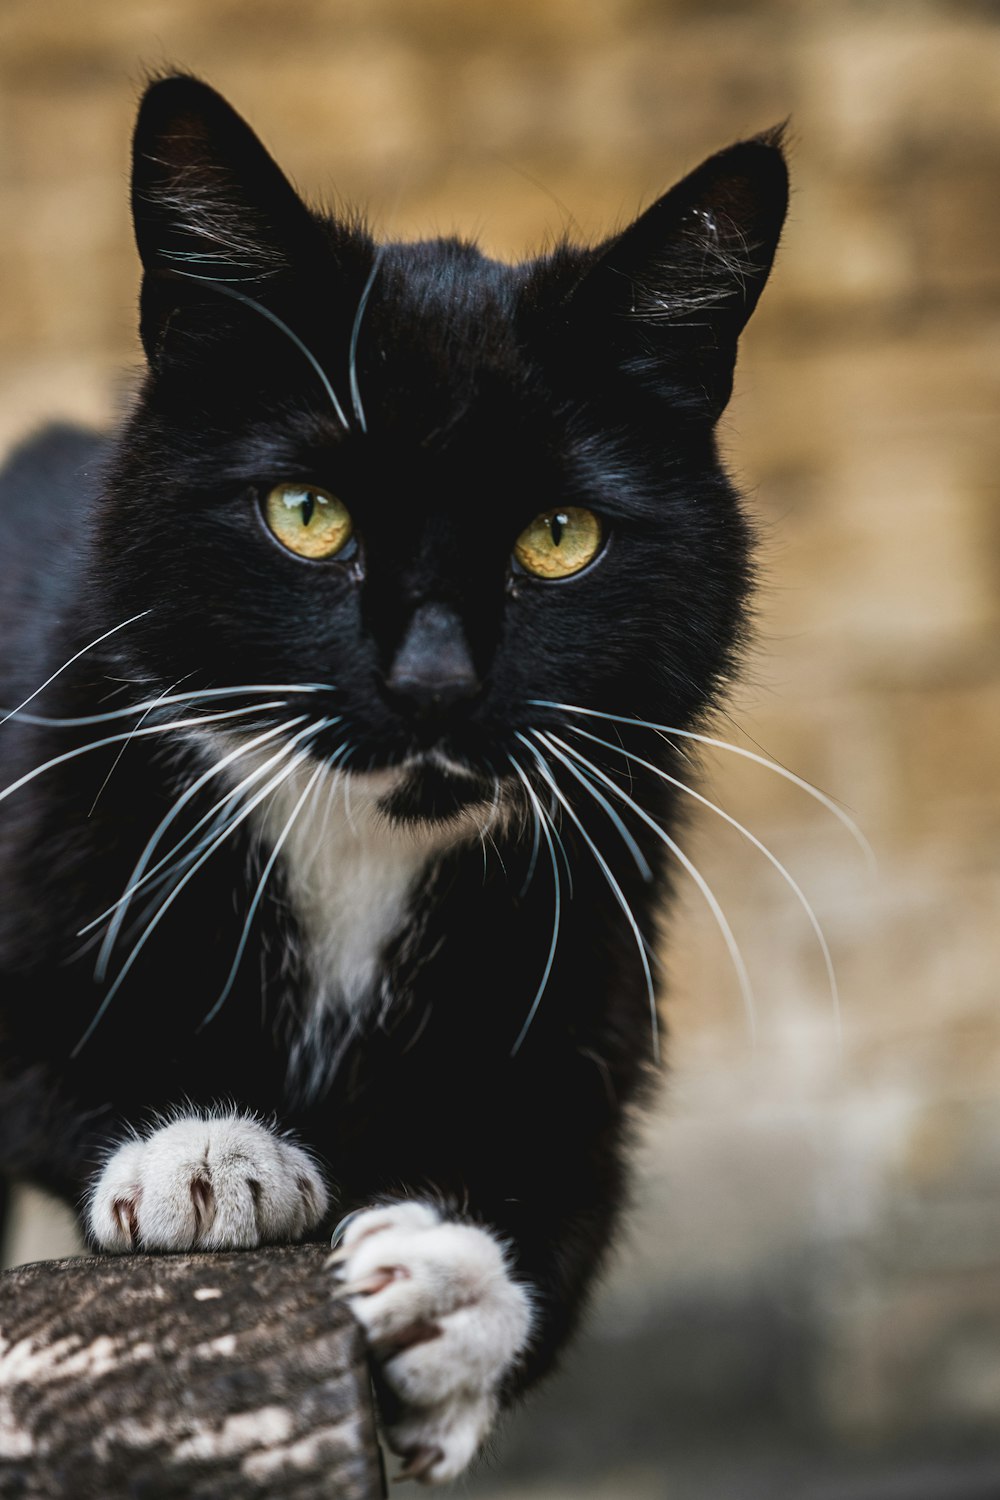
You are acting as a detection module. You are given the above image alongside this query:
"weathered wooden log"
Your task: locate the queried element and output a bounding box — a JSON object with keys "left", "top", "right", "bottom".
{"left": 0, "top": 1244, "right": 386, "bottom": 1499}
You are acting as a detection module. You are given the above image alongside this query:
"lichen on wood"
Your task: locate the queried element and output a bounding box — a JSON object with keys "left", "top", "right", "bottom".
{"left": 0, "top": 1244, "right": 386, "bottom": 1499}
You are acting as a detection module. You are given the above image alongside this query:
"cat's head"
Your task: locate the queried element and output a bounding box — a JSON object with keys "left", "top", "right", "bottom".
{"left": 101, "top": 75, "right": 787, "bottom": 825}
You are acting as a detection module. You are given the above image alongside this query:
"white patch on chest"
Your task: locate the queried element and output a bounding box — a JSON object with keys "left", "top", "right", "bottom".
{"left": 182, "top": 727, "right": 490, "bottom": 1060}
{"left": 256, "top": 762, "right": 471, "bottom": 1014}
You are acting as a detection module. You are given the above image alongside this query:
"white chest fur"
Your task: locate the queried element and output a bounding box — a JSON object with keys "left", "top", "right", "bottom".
{"left": 258, "top": 764, "right": 461, "bottom": 1013}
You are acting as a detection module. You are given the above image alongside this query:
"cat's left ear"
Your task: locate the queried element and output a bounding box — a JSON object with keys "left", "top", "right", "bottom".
{"left": 566, "top": 129, "right": 789, "bottom": 420}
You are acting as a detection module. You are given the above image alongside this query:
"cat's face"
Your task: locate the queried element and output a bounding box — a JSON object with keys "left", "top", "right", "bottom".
{"left": 100, "top": 76, "right": 786, "bottom": 823}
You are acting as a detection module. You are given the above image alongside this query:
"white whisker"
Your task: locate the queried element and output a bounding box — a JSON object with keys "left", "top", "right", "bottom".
{"left": 11, "top": 682, "right": 330, "bottom": 728}
{"left": 568, "top": 722, "right": 842, "bottom": 1045}
{"left": 530, "top": 698, "right": 874, "bottom": 869}
{"left": 85, "top": 676, "right": 198, "bottom": 817}
{"left": 516, "top": 732, "right": 659, "bottom": 1063}
{"left": 476, "top": 776, "right": 508, "bottom": 879}
{"left": 0, "top": 705, "right": 285, "bottom": 812}
{"left": 87, "top": 716, "right": 316, "bottom": 975}
{"left": 86, "top": 696, "right": 164, "bottom": 819}
{"left": 534, "top": 732, "right": 653, "bottom": 884}
{"left": 507, "top": 756, "right": 562, "bottom": 1055}
{"left": 544, "top": 790, "right": 574, "bottom": 899}
{"left": 71, "top": 717, "right": 338, "bottom": 1056}
{"left": 517, "top": 789, "right": 542, "bottom": 901}
{"left": 119, "top": 793, "right": 250, "bottom": 945}
{"left": 199, "top": 755, "right": 333, "bottom": 1031}
{"left": 544, "top": 731, "right": 757, "bottom": 1044}
{"left": 164, "top": 273, "right": 350, "bottom": 431}
{"left": 349, "top": 248, "right": 383, "bottom": 434}
{"left": 0, "top": 609, "right": 152, "bottom": 729}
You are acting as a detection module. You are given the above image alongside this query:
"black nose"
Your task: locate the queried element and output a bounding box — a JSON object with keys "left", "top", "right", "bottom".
{"left": 385, "top": 602, "right": 480, "bottom": 712}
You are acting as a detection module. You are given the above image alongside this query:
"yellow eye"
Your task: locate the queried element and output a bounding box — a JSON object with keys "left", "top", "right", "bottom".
{"left": 263, "top": 483, "right": 353, "bottom": 560}
{"left": 513, "top": 507, "right": 604, "bottom": 580}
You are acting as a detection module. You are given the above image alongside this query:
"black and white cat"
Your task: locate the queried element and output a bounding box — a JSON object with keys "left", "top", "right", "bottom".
{"left": 0, "top": 76, "right": 787, "bottom": 1482}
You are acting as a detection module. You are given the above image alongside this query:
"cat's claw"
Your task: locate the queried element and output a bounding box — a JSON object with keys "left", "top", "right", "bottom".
{"left": 330, "top": 1201, "right": 534, "bottom": 1485}
{"left": 87, "top": 1113, "right": 329, "bottom": 1252}
{"left": 396, "top": 1445, "right": 444, "bottom": 1483}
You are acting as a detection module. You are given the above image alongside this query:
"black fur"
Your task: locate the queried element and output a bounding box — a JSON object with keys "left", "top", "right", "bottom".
{"left": 0, "top": 76, "right": 786, "bottom": 1400}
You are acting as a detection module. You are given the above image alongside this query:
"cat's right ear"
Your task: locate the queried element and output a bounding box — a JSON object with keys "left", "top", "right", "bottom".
{"left": 131, "top": 75, "right": 323, "bottom": 363}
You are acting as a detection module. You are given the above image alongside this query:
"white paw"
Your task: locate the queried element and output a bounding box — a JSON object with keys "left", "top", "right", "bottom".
{"left": 329, "top": 1201, "right": 534, "bottom": 1484}
{"left": 87, "top": 1113, "right": 329, "bottom": 1252}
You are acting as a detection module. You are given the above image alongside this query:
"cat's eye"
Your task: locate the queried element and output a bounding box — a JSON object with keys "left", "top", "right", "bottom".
{"left": 263, "top": 483, "right": 354, "bottom": 560}
{"left": 512, "top": 507, "right": 604, "bottom": 580}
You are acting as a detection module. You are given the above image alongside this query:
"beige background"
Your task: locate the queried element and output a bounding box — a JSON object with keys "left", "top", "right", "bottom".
{"left": 1, "top": 1, "right": 999, "bottom": 1495}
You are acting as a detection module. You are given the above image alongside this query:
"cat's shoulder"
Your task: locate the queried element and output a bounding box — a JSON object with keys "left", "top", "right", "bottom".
{"left": 0, "top": 422, "right": 106, "bottom": 694}
{"left": 0, "top": 422, "right": 106, "bottom": 575}
{"left": 0, "top": 422, "right": 105, "bottom": 518}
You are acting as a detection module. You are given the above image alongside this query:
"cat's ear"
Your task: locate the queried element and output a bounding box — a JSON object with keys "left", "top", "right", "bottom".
{"left": 568, "top": 129, "right": 789, "bottom": 419}
{"left": 131, "top": 75, "right": 323, "bottom": 361}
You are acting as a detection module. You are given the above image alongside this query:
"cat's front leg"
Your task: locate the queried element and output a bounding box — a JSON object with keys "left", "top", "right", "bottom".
{"left": 329, "top": 1201, "right": 534, "bottom": 1484}
{"left": 86, "top": 1112, "right": 329, "bottom": 1251}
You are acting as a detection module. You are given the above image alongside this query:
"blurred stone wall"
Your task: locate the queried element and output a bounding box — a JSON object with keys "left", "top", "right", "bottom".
{"left": 1, "top": 1, "right": 999, "bottom": 1494}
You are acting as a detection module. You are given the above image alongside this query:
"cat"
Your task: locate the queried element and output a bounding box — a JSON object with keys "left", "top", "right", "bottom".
{"left": 0, "top": 74, "right": 787, "bottom": 1483}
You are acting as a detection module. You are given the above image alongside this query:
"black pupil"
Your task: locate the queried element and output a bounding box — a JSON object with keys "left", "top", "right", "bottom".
{"left": 300, "top": 493, "right": 316, "bottom": 527}
{"left": 550, "top": 513, "right": 566, "bottom": 547}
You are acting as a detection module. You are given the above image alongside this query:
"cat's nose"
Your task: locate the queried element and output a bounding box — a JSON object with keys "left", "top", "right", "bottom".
{"left": 385, "top": 602, "right": 480, "bottom": 713}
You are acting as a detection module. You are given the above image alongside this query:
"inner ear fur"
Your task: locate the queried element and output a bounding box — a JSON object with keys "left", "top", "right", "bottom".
{"left": 131, "top": 73, "right": 318, "bottom": 281}
{"left": 568, "top": 129, "right": 789, "bottom": 418}
{"left": 131, "top": 74, "right": 336, "bottom": 364}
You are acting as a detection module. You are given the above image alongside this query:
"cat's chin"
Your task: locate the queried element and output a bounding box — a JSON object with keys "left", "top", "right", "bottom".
{"left": 376, "top": 753, "right": 500, "bottom": 829}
